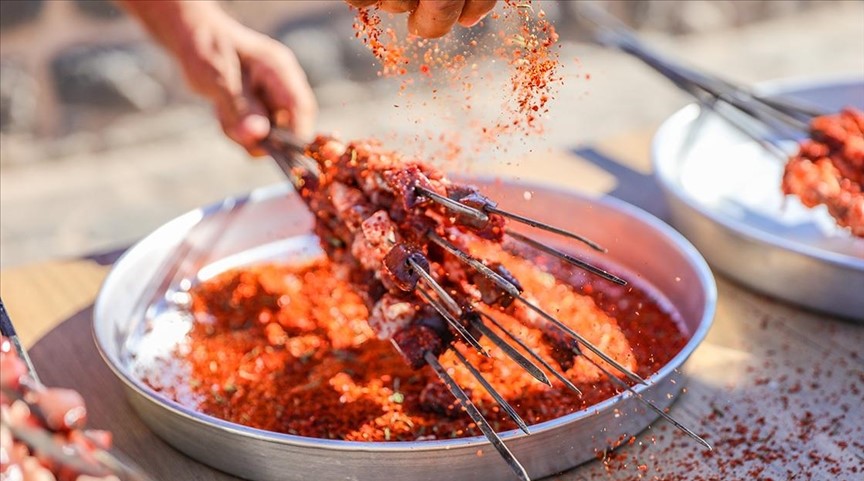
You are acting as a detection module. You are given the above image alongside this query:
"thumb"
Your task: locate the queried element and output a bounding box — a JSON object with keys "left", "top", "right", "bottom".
{"left": 216, "top": 92, "right": 271, "bottom": 156}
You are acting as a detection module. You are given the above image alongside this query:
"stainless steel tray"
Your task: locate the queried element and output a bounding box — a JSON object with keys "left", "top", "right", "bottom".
{"left": 93, "top": 179, "right": 716, "bottom": 481}
{"left": 652, "top": 77, "right": 864, "bottom": 321}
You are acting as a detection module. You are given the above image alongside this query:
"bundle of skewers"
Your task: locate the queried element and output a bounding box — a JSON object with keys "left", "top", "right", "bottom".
{"left": 263, "top": 132, "right": 710, "bottom": 480}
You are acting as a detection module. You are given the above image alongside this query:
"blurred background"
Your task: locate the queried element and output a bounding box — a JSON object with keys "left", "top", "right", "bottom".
{"left": 1, "top": 0, "right": 863, "bottom": 268}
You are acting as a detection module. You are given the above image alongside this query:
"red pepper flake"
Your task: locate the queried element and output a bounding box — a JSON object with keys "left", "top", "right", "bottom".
{"left": 350, "top": 1, "right": 567, "bottom": 161}
{"left": 158, "top": 248, "right": 687, "bottom": 442}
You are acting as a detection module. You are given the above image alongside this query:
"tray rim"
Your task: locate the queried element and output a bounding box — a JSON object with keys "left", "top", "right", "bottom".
{"left": 92, "top": 177, "right": 717, "bottom": 453}
{"left": 652, "top": 75, "right": 864, "bottom": 271}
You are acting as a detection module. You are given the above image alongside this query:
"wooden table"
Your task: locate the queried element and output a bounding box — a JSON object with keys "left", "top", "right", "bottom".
{"left": 2, "top": 131, "right": 861, "bottom": 480}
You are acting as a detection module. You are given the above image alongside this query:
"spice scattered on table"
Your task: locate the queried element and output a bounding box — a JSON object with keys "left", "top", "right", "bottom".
{"left": 587, "top": 313, "right": 863, "bottom": 480}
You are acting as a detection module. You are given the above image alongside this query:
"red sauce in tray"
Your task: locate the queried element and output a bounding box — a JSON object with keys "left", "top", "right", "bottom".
{"left": 169, "top": 245, "right": 688, "bottom": 442}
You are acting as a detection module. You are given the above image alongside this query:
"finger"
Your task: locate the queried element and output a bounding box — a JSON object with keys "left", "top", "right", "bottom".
{"left": 215, "top": 83, "right": 271, "bottom": 155}
{"left": 457, "top": 0, "right": 496, "bottom": 27}
{"left": 344, "top": 0, "right": 379, "bottom": 8}
{"left": 378, "top": 0, "right": 418, "bottom": 13}
{"left": 218, "top": 102, "right": 271, "bottom": 155}
{"left": 247, "top": 45, "right": 318, "bottom": 140}
{"left": 408, "top": 0, "right": 465, "bottom": 38}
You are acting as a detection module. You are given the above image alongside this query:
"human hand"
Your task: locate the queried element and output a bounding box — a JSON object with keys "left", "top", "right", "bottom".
{"left": 120, "top": 1, "right": 316, "bottom": 155}
{"left": 346, "top": 0, "right": 497, "bottom": 38}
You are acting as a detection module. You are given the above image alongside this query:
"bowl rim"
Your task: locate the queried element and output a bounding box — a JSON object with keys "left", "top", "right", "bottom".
{"left": 93, "top": 177, "right": 717, "bottom": 453}
{"left": 651, "top": 75, "right": 864, "bottom": 271}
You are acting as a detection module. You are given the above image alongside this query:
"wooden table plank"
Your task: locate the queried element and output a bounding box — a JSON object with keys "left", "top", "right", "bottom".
{"left": 0, "top": 259, "right": 108, "bottom": 345}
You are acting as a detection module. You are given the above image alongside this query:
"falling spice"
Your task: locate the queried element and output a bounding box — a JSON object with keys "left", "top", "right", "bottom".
{"left": 149, "top": 245, "right": 688, "bottom": 442}
{"left": 495, "top": 0, "right": 562, "bottom": 135}
{"left": 351, "top": 0, "right": 564, "bottom": 148}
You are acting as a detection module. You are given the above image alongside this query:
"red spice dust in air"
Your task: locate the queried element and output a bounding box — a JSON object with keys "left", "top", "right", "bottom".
{"left": 494, "top": 0, "right": 562, "bottom": 136}
{"left": 351, "top": 0, "right": 564, "bottom": 148}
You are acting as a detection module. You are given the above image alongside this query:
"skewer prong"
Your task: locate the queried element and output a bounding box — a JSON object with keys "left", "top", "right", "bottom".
{"left": 516, "top": 296, "right": 646, "bottom": 386}
{"left": 417, "top": 287, "right": 488, "bottom": 357}
{"left": 479, "top": 312, "right": 582, "bottom": 396}
{"left": 424, "top": 352, "right": 531, "bottom": 481}
{"left": 410, "top": 258, "right": 463, "bottom": 317}
{"left": 506, "top": 230, "right": 627, "bottom": 286}
{"left": 451, "top": 347, "right": 532, "bottom": 434}
{"left": 415, "top": 186, "right": 489, "bottom": 223}
{"left": 469, "top": 314, "right": 551, "bottom": 386}
{"left": 580, "top": 350, "right": 712, "bottom": 451}
{"left": 428, "top": 232, "right": 522, "bottom": 297}
{"left": 488, "top": 207, "right": 606, "bottom": 252}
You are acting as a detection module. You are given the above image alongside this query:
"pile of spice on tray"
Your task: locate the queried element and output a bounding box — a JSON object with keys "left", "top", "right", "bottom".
{"left": 1, "top": 336, "right": 119, "bottom": 481}
{"left": 782, "top": 107, "right": 864, "bottom": 237}
{"left": 166, "top": 247, "right": 687, "bottom": 441}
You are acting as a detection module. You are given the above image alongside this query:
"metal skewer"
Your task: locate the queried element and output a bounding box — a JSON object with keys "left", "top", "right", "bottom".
{"left": 417, "top": 286, "right": 488, "bottom": 356}
{"left": 576, "top": 2, "right": 824, "bottom": 154}
{"left": 428, "top": 232, "right": 522, "bottom": 298}
{"left": 487, "top": 206, "right": 606, "bottom": 253}
{"left": 479, "top": 311, "right": 582, "bottom": 396}
{"left": 451, "top": 347, "right": 532, "bottom": 435}
{"left": 427, "top": 226, "right": 642, "bottom": 385}
{"left": 467, "top": 313, "right": 552, "bottom": 387}
{"left": 424, "top": 352, "right": 530, "bottom": 481}
{"left": 0, "top": 297, "right": 155, "bottom": 481}
{"left": 0, "top": 299, "right": 39, "bottom": 384}
{"left": 505, "top": 230, "right": 626, "bottom": 286}
{"left": 417, "top": 185, "right": 608, "bottom": 253}
{"left": 577, "top": 348, "right": 713, "bottom": 451}
{"left": 411, "top": 258, "right": 464, "bottom": 317}
{"left": 415, "top": 186, "right": 490, "bottom": 223}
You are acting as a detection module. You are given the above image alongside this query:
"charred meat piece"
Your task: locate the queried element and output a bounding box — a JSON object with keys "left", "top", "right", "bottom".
{"left": 471, "top": 262, "right": 522, "bottom": 308}
{"left": 419, "top": 380, "right": 467, "bottom": 418}
{"left": 383, "top": 164, "right": 438, "bottom": 211}
{"left": 392, "top": 324, "right": 446, "bottom": 369}
{"left": 383, "top": 244, "right": 429, "bottom": 292}
{"left": 329, "top": 182, "right": 373, "bottom": 232}
{"left": 445, "top": 185, "right": 507, "bottom": 241}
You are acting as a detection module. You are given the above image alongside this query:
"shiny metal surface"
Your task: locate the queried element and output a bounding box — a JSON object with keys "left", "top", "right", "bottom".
{"left": 652, "top": 77, "right": 864, "bottom": 321}
{"left": 93, "top": 179, "right": 716, "bottom": 481}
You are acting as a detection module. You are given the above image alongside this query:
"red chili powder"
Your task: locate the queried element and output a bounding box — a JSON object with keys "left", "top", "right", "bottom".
{"left": 351, "top": 0, "right": 564, "bottom": 152}
{"left": 174, "top": 247, "right": 687, "bottom": 442}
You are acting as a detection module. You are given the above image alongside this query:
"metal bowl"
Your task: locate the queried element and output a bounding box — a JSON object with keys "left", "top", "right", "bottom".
{"left": 652, "top": 77, "right": 864, "bottom": 321}
{"left": 93, "top": 179, "right": 716, "bottom": 481}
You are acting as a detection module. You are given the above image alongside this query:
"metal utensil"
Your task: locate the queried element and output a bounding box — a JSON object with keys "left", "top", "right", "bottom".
{"left": 0, "top": 297, "right": 155, "bottom": 481}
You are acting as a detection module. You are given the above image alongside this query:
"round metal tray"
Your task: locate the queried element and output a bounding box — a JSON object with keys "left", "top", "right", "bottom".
{"left": 93, "top": 179, "right": 716, "bottom": 481}
{"left": 652, "top": 77, "right": 864, "bottom": 321}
